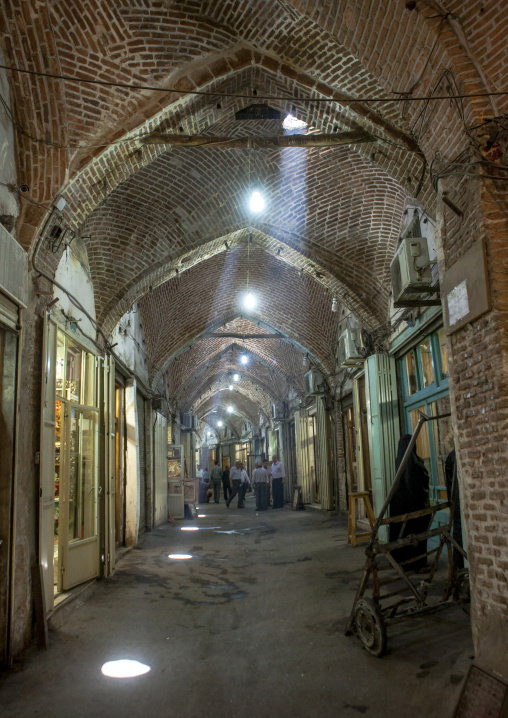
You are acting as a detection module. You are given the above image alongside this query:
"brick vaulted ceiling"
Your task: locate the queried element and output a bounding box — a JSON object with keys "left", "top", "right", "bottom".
{"left": 2, "top": 0, "right": 505, "bottom": 424}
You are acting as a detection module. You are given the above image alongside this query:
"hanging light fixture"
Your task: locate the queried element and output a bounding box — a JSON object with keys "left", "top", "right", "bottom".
{"left": 227, "top": 405, "right": 234, "bottom": 413}
{"left": 228, "top": 384, "right": 234, "bottom": 391}
{"left": 233, "top": 373, "right": 240, "bottom": 381}
{"left": 249, "top": 189, "right": 265, "bottom": 212}
{"left": 217, "top": 420, "right": 223, "bottom": 428}
{"left": 331, "top": 297, "right": 338, "bottom": 312}
{"left": 244, "top": 292, "right": 256, "bottom": 310}
{"left": 240, "top": 353, "right": 248, "bottom": 365}
{"left": 302, "top": 354, "right": 309, "bottom": 369}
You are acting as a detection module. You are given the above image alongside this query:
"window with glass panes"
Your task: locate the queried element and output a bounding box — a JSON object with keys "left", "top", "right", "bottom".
{"left": 399, "top": 328, "right": 452, "bottom": 522}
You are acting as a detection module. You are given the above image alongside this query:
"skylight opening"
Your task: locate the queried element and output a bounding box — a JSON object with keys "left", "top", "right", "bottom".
{"left": 282, "top": 114, "right": 308, "bottom": 132}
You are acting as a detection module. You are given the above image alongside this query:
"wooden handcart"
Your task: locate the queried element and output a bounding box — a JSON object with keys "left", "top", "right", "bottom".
{"left": 345, "top": 411, "right": 469, "bottom": 657}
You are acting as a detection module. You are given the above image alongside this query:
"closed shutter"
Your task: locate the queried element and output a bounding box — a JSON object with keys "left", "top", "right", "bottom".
{"left": 137, "top": 392, "right": 146, "bottom": 535}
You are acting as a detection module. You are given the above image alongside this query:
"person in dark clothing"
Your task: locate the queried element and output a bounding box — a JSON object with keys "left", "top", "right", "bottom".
{"left": 389, "top": 434, "right": 430, "bottom": 572}
{"left": 222, "top": 466, "right": 231, "bottom": 502}
{"left": 445, "top": 448, "right": 464, "bottom": 570}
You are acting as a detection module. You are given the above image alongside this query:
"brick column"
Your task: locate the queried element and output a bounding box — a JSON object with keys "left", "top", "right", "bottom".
{"left": 437, "top": 171, "right": 508, "bottom": 676}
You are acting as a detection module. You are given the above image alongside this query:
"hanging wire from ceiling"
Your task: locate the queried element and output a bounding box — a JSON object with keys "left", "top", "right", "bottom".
{"left": 2, "top": 62, "right": 507, "bottom": 105}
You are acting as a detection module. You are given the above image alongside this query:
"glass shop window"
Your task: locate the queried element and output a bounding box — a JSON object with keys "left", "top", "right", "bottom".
{"left": 399, "top": 327, "right": 451, "bottom": 520}
{"left": 399, "top": 328, "right": 448, "bottom": 399}
{"left": 56, "top": 331, "right": 96, "bottom": 407}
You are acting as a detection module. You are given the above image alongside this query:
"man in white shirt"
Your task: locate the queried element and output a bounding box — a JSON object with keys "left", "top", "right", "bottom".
{"left": 209, "top": 460, "right": 223, "bottom": 503}
{"left": 226, "top": 461, "right": 244, "bottom": 508}
{"left": 238, "top": 463, "right": 250, "bottom": 508}
{"left": 271, "top": 454, "right": 285, "bottom": 509}
{"left": 252, "top": 462, "right": 268, "bottom": 511}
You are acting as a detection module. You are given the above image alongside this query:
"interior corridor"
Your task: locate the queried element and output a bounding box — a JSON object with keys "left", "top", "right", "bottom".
{"left": 0, "top": 500, "right": 473, "bottom": 718}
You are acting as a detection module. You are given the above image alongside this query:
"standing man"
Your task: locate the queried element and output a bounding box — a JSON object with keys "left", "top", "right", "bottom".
{"left": 252, "top": 462, "right": 268, "bottom": 511}
{"left": 209, "top": 460, "right": 223, "bottom": 504}
{"left": 222, "top": 464, "right": 231, "bottom": 502}
{"left": 263, "top": 459, "right": 272, "bottom": 507}
{"left": 226, "top": 461, "right": 243, "bottom": 508}
{"left": 196, "top": 464, "right": 203, "bottom": 479}
{"left": 238, "top": 463, "right": 250, "bottom": 508}
{"left": 271, "top": 454, "right": 285, "bottom": 509}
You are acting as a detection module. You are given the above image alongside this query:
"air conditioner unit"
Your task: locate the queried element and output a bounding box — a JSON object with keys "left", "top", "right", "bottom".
{"left": 152, "top": 397, "right": 169, "bottom": 416}
{"left": 180, "top": 412, "right": 197, "bottom": 430}
{"left": 272, "top": 401, "right": 287, "bottom": 421}
{"left": 338, "top": 328, "right": 366, "bottom": 368}
{"left": 390, "top": 237, "right": 434, "bottom": 305}
{"left": 304, "top": 369, "right": 325, "bottom": 396}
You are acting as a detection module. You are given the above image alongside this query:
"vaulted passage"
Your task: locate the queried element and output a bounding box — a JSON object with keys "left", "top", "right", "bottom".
{"left": 1, "top": 2, "right": 508, "bottom": 713}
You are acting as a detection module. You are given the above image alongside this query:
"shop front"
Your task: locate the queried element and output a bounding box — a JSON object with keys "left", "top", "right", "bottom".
{"left": 396, "top": 326, "right": 454, "bottom": 534}
{"left": 0, "top": 225, "right": 27, "bottom": 667}
{"left": 40, "top": 318, "right": 116, "bottom": 610}
{"left": 0, "top": 292, "right": 21, "bottom": 667}
{"left": 295, "top": 396, "right": 334, "bottom": 510}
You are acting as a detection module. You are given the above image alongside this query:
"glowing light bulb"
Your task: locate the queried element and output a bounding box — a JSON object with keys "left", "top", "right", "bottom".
{"left": 227, "top": 405, "right": 233, "bottom": 413}
{"left": 249, "top": 190, "right": 265, "bottom": 212}
{"left": 217, "top": 420, "right": 223, "bottom": 427}
{"left": 229, "top": 384, "right": 234, "bottom": 391}
{"left": 233, "top": 374, "right": 240, "bottom": 381}
{"left": 241, "top": 354, "right": 248, "bottom": 364}
{"left": 244, "top": 293, "right": 256, "bottom": 310}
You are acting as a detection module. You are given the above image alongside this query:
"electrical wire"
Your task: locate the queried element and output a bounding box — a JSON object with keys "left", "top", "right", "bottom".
{"left": 2, "top": 62, "right": 508, "bottom": 105}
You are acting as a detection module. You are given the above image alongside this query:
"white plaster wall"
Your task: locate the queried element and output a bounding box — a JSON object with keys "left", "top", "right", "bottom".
{"left": 112, "top": 305, "right": 150, "bottom": 387}
{"left": 53, "top": 247, "right": 97, "bottom": 341}
{"left": 0, "top": 47, "right": 19, "bottom": 225}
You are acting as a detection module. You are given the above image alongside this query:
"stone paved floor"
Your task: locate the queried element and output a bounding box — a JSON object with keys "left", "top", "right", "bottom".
{"left": 0, "top": 497, "right": 474, "bottom": 718}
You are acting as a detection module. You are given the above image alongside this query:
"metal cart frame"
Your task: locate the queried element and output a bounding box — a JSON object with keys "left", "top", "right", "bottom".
{"left": 345, "top": 411, "right": 469, "bottom": 657}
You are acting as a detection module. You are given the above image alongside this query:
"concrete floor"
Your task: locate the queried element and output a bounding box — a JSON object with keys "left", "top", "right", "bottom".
{"left": 0, "top": 496, "right": 473, "bottom": 718}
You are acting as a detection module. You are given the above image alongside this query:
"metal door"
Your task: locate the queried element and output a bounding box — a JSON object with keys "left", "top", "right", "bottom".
{"left": 0, "top": 308, "right": 19, "bottom": 666}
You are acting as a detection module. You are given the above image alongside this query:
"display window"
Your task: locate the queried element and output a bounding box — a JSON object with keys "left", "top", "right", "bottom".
{"left": 398, "top": 328, "right": 451, "bottom": 523}
{"left": 54, "top": 330, "right": 99, "bottom": 593}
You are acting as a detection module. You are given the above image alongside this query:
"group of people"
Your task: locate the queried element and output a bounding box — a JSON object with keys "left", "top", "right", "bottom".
{"left": 197, "top": 455, "right": 286, "bottom": 510}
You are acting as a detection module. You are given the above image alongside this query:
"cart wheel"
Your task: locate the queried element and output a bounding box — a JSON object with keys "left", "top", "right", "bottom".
{"left": 354, "top": 597, "right": 387, "bottom": 657}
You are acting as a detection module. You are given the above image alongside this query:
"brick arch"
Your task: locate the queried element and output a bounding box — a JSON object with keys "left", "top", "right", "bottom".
{"left": 166, "top": 337, "right": 307, "bottom": 409}
{"left": 4, "top": 0, "right": 493, "bottom": 249}
{"left": 60, "top": 55, "right": 420, "bottom": 231}
{"left": 87, "top": 140, "right": 411, "bottom": 334}
{"left": 182, "top": 374, "right": 274, "bottom": 419}
{"left": 196, "top": 389, "right": 270, "bottom": 426}
{"left": 139, "top": 253, "right": 338, "bottom": 384}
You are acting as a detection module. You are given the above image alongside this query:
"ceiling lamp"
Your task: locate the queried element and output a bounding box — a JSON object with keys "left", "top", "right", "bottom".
{"left": 240, "top": 353, "right": 248, "bottom": 365}
{"left": 244, "top": 292, "right": 256, "bottom": 310}
{"left": 227, "top": 405, "right": 233, "bottom": 413}
{"left": 302, "top": 354, "right": 309, "bottom": 369}
{"left": 217, "top": 420, "right": 223, "bottom": 427}
{"left": 229, "top": 384, "right": 234, "bottom": 391}
{"left": 233, "top": 373, "right": 240, "bottom": 381}
{"left": 331, "top": 297, "right": 338, "bottom": 312}
{"left": 249, "top": 190, "right": 265, "bottom": 212}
